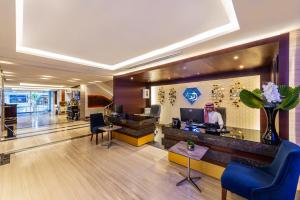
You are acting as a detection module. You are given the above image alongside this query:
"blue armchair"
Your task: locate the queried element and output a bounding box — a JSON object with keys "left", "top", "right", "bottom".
{"left": 221, "top": 140, "right": 300, "bottom": 200}
{"left": 90, "top": 113, "right": 106, "bottom": 144}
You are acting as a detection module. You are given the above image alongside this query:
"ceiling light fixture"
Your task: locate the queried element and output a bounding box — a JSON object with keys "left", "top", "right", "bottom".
{"left": 68, "top": 80, "right": 76, "bottom": 82}
{"left": 20, "top": 83, "right": 65, "bottom": 88}
{"left": 15, "top": 0, "right": 239, "bottom": 70}
{"left": 72, "top": 78, "right": 81, "bottom": 81}
{"left": 40, "top": 77, "right": 49, "bottom": 80}
{"left": 5, "top": 79, "right": 14, "bottom": 81}
{"left": 4, "top": 74, "right": 15, "bottom": 77}
{"left": 233, "top": 56, "right": 239, "bottom": 60}
{"left": 130, "top": 77, "right": 134, "bottom": 80}
{"left": 239, "top": 65, "right": 244, "bottom": 69}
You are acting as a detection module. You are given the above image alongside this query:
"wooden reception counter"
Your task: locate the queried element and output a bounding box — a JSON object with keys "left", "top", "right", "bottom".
{"left": 162, "top": 125, "right": 278, "bottom": 168}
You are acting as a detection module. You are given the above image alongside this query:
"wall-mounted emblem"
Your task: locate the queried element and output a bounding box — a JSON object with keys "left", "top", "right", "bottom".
{"left": 183, "top": 88, "right": 201, "bottom": 104}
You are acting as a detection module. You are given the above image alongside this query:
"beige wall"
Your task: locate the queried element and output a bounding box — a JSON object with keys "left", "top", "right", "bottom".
{"left": 289, "top": 30, "right": 300, "bottom": 144}
{"left": 80, "top": 83, "right": 113, "bottom": 118}
{"left": 151, "top": 75, "right": 261, "bottom": 130}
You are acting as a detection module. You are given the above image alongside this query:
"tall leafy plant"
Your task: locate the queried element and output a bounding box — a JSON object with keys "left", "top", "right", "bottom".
{"left": 239, "top": 83, "right": 300, "bottom": 111}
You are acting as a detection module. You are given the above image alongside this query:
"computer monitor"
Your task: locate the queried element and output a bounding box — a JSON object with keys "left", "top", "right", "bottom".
{"left": 180, "top": 108, "right": 204, "bottom": 124}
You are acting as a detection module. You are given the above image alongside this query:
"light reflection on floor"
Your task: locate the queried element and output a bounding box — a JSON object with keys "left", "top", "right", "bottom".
{"left": 17, "top": 112, "right": 70, "bottom": 129}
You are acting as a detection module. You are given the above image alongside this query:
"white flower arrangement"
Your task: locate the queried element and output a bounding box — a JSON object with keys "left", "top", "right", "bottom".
{"left": 262, "top": 82, "right": 281, "bottom": 103}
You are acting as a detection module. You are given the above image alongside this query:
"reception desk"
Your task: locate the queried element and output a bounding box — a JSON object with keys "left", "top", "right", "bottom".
{"left": 162, "top": 125, "right": 278, "bottom": 167}
{"left": 108, "top": 114, "right": 156, "bottom": 146}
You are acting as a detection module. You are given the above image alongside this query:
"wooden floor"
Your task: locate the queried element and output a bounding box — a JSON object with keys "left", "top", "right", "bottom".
{"left": 0, "top": 122, "right": 89, "bottom": 154}
{"left": 0, "top": 137, "right": 244, "bottom": 200}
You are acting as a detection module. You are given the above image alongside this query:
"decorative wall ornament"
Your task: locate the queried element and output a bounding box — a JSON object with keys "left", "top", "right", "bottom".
{"left": 211, "top": 84, "right": 225, "bottom": 107}
{"left": 157, "top": 87, "right": 165, "bottom": 104}
{"left": 168, "top": 88, "right": 176, "bottom": 106}
{"left": 229, "top": 82, "right": 244, "bottom": 107}
{"left": 183, "top": 87, "right": 201, "bottom": 105}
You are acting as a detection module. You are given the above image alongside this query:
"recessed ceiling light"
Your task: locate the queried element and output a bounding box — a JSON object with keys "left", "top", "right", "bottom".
{"left": 0, "top": 60, "right": 14, "bottom": 65}
{"left": 40, "top": 77, "right": 49, "bottom": 80}
{"left": 130, "top": 77, "right": 134, "bottom": 80}
{"left": 68, "top": 80, "right": 76, "bottom": 82}
{"left": 183, "top": 66, "right": 187, "bottom": 70}
{"left": 168, "top": 77, "right": 171, "bottom": 80}
{"left": 5, "top": 79, "right": 13, "bottom": 81}
{"left": 94, "top": 81, "right": 102, "bottom": 83}
{"left": 72, "top": 78, "right": 80, "bottom": 81}
{"left": 239, "top": 65, "right": 244, "bottom": 69}
{"left": 41, "top": 75, "right": 54, "bottom": 78}
{"left": 233, "top": 56, "right": 239, "bottom": 60}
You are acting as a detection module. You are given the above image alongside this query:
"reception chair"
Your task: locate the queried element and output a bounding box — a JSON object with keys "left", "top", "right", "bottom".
{"left": 149, "top": 105, "right": 161, "bottom": 135}
{"left": 221, "top": 140, "right": 300, "bottom": 200}
{"left": 149, "top": 104, "right": 161, "bottom": 119}
{"left": 90, "top": 113, "right": 106, "bottom": 145}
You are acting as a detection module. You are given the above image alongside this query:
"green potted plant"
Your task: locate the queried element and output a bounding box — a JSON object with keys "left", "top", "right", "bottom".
{"left": 239, "top": 82, "right": 300, "bottom": 145}
{"left": 187, "top": 140, "right": 195, "bottom": 151}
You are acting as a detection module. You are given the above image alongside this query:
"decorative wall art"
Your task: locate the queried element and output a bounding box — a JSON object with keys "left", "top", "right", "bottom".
{"left": 229, "top": 82, "right": 244, "bottom": 107}
{"left": 211, "top": 84, "right": 225, "bottom": 107}
{"left": 168, "top": 88, "right": 176, "bottom": 106}
{"left": 157, "top": 87, "right": 165, "bottom": 104}
{"left": 183, "top": 87, "right": 201, "bottom": 105}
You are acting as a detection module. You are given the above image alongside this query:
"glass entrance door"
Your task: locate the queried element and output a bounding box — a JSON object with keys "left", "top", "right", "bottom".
{"left": 5, "top": 90, "right": 51, "bottom": 113}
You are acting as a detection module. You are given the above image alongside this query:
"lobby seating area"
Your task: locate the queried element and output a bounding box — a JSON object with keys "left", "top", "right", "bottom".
{"left": 1, "top": 1, "right": 300, "bottom": 200}
{"left": 221, "top": 140, "right": 300, "bottom": 200}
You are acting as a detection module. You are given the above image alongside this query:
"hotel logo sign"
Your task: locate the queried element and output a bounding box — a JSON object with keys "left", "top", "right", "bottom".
{"left": 183, "top": 88, "right": 201, "bottom": 104}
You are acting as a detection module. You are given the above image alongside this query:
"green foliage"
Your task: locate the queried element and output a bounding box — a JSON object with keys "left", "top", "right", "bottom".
{"left": 240, "top": 85, "right": 300, "bottom": 111}
{"left": 239, "top": 89, "right": 264, "bottom": 109}
{"left": 278, "top": 85, "right": 293, "bottom": 98}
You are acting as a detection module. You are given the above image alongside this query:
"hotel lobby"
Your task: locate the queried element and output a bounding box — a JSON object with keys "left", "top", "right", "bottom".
{"left": 1, "top": 0, "right": 300, "bottom": 200}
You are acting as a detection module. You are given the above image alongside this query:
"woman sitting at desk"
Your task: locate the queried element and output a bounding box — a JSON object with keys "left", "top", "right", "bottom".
{"left": 204, "top": 103, "right": 224, "bottom": 130}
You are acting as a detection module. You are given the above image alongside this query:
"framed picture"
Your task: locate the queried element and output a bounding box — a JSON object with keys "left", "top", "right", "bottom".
{"left": 143, "top": 89, "right": 150, "bottom": 99}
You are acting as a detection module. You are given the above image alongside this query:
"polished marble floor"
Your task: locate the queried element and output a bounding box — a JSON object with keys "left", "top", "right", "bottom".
{"left": 0, "top": 137, "right": 245, "bottom": 200}
{"left": 17, "top": 112, "right": 71, "bottom": 129}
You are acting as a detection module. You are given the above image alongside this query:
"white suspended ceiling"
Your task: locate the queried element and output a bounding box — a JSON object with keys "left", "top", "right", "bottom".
{"left": 16, "top": 0, "right": 239, "bottom": 70}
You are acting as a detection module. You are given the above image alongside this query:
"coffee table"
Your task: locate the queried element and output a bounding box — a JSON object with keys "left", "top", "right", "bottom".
{"left": 98, "top": 125, "right": 122, "bottom": 148}
{"left": 169, "top": 141, "right": 208, "bottom": 192}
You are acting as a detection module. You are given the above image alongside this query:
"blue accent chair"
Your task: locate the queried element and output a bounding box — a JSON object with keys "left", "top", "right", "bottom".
{"left": 221, "top": 140, "right": 300, "bottom": 200}
{"left": 90, "top": 113, "right": 106, "bottom": 144}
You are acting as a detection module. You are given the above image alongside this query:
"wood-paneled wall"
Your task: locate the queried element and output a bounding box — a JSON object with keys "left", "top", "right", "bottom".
{"left": 113, "top": 77, "right": 147, "bottom": 114}
{"left": 289, "top": 30, "right": 300, "bottom": 144}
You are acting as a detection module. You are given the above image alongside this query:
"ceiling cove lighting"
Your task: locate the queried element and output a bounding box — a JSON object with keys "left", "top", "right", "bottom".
{"left": 15, "top": 0, "right": 239, "bottom": 70}
{"left": 20, "top": 83, "right": 65, "bottom": 88}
